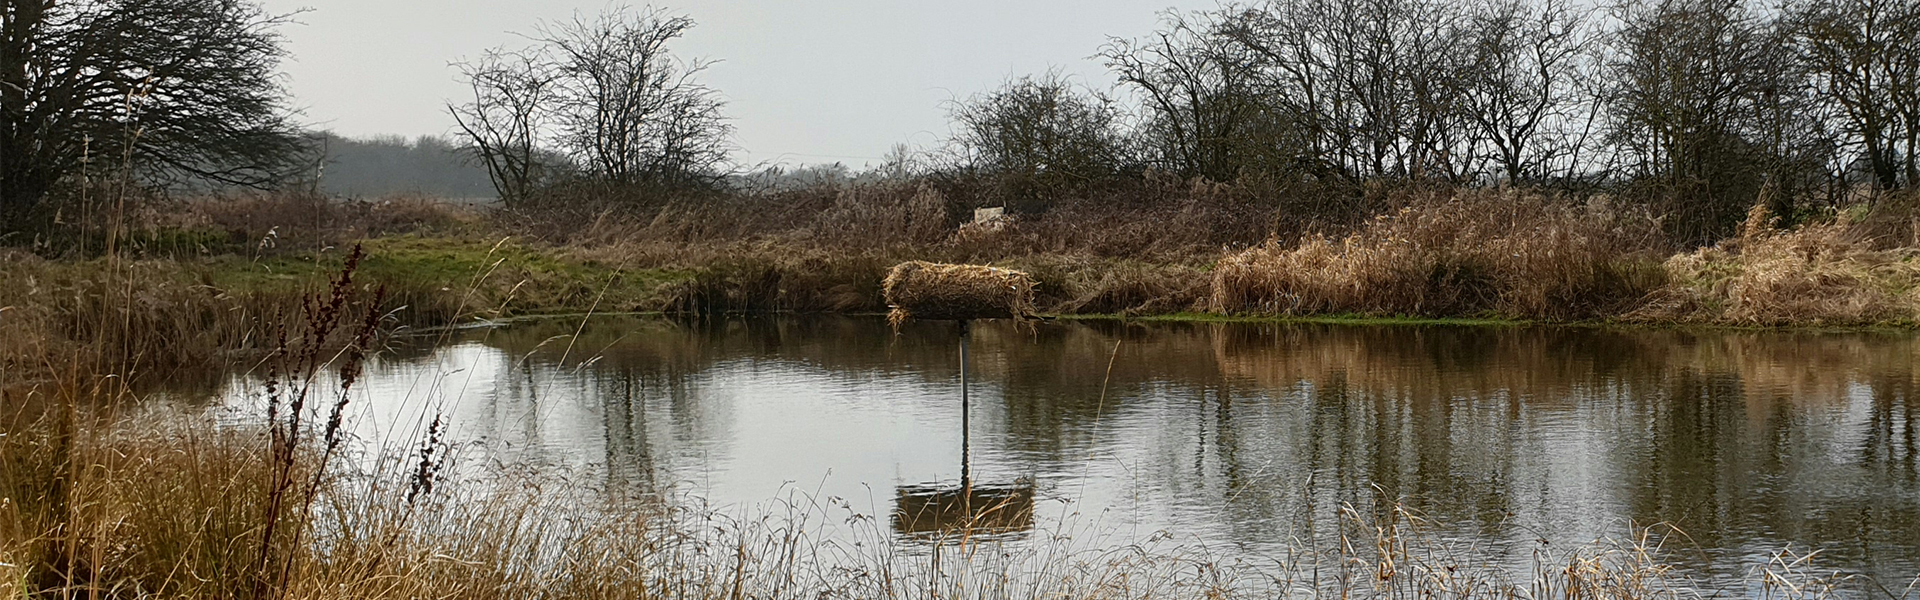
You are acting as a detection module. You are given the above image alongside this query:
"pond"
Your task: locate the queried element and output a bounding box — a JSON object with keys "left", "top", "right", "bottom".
{"left": 212, "top": 315, "right": 1920, "bottom": 589}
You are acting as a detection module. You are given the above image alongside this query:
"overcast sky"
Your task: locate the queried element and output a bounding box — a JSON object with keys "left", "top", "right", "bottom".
{"left": 255, "top": 0, "right": 1211, "bottom": 168}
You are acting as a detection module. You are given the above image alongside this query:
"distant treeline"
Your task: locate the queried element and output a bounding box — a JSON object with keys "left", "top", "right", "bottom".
{"left": 948, "top": 0, "right": 1920, "bottom": 243}
{"left": 309, "top": 133, "right": 496, "bottom": 200}
{"left": 8, "top": 0, "right": 1920, "bottom": 247}
{"left": 450, "top": 0, "right": 1920, "bottom": 245}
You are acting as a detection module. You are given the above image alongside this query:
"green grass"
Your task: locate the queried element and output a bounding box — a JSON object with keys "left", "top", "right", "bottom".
{"left": 187, "top": 233, "right": 1920, "bottom": 332}
{"left": 199, "top": 236, "right": 698, "bottom": 318}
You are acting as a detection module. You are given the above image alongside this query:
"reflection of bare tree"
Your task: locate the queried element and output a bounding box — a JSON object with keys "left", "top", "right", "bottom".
{"left": 1211, "top": 322, "right": 1920, "bottom": 578}
{"left": 598, "top": 367, "right": 656, "bottom": 498}
{"left": 402, "top": 315, "right": 1920, "bottom": 582}
{"left": 1863, "top": 378, "right": 1920, "bottom": 480}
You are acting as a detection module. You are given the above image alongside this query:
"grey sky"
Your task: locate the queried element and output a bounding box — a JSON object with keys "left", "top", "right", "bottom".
{"left": 258, "top": 0, "right": 1210, "bottom": 168}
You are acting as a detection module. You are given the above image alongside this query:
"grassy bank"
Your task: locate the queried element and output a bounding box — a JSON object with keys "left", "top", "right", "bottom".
{"left": 13, "top": 185, "right": 1920, "bottom": 385}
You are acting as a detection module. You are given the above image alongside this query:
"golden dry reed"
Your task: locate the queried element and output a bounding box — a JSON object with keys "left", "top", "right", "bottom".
{"left": 1210, "top": 190, "right": 1667, "bottom": 320}
{"left": 882, "top": 261, "right": 1037, "bottom": 325}
{"left": 103, "top": 184, "right": 1920, "bottom": 326}
{"left": 1633, "top": 204, "right": 1920, "bottom": 325}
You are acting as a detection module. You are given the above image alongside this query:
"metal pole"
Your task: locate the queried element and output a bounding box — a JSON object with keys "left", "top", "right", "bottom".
{"left": 959, "top": 319, "right": 970, "bottom": 486}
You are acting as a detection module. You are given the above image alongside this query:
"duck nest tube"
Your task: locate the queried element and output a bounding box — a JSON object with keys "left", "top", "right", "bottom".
{"left": 882, "top": 261, "right": 1037, "bottom": 326}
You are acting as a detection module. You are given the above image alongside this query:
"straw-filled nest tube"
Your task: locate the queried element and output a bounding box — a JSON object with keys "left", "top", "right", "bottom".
{"left": 882, "top": 261, "right": 1037, "bottom": 326}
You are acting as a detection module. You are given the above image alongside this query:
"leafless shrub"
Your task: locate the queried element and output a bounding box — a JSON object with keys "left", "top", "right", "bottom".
{"left": 185, "top": 192, "right": 478, "bottom": 254}
{"left": 448, "top": 6, "right": 732, "bottom": 204}
{"left": 949, "top": 71, "right": 1131, "bottom": 210}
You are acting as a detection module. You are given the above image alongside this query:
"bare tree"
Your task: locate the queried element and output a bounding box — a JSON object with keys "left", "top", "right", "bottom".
{"left": 1788, "top": 0, "right": 1920, "bottom": 189}
{"left": 1102, "top": 10, "right": 1305, "bottom": 182}
{"left": 541, "top": 6, "right": 731, "bottom": 190}
{"left": 1223, "top": 0, "right": 1475, "bottom": 181}
{"left": 1600, "top": 0, "right": 1794, "bottom": 240}
{"left": 0, "top": 0, "right": 306, "bottom": 218}
{"left": 1456, "top": 0, "right": 1601, "bottom": 184}
{"left": 949, "top": 72, "right": 1128, "bottom": 205}
{"left": 1090, "top": 0, "right": 1907, "bottom": 238}
{"left": 1898, "top": 9, "right": 1920, "bottom": 186}
{"left": 450, "top": 6, "right": 732, "bottom": 201}
{"left": 450, "top": 48, "right": 555, "bottom": 204}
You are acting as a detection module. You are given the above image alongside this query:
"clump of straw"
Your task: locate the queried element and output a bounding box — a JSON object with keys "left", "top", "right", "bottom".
{"left": 882, "top": 261, "right": 1037, "bottom": 326}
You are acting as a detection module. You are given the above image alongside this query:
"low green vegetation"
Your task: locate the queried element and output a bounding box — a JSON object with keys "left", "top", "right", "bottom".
{"left": 14, "top": 187, "right": 1920, "bottom": 390}
{"left": 206, "top": 236, "right": 696, "bottom": 317}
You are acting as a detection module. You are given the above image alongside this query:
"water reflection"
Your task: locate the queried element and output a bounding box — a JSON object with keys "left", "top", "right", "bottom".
{"left": 893, "top": 480, "right": 1037, "bottom": 540}
{"left": 230, "top": 316, "right": 1920, "bottom": 585}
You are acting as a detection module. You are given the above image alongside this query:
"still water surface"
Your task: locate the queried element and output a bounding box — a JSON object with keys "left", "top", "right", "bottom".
{"left": 218, "top": 316, "right": 1920, "bottom": 585}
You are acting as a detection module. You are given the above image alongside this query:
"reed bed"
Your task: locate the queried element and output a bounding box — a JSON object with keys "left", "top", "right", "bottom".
{"left": 1633, "top": 205, "right": 1920, "bottom": 325}
{"left": 64, "top": 183, "right": 1920, "bottom": 327}
{"left": 1210, "top": 190, "right": 1668, "bottom": 320}
{"left": 179, "top": 192, "right": 481, "bottom": 256}
{"left": 0, "top": 250, "right": 295, "bottom": 384}
{"left": 21, "top": 182, "right": 1920, "bottom": 329}
{"left": 0, "top": 246, "right": 455, "bottom": 388}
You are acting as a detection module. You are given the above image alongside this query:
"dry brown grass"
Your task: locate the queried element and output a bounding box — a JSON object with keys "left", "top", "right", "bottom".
{"left": 940, "top": 177, "right": 1276, "bottom": 263}
{"left": 543, "top": 174, "right": 1274, "bottom": 263}
{"left": 0, "top": 252, "right": 286, "bottom": 385}
{"left": 0, "top": 250, "right": 445, "bottom": 390}
{"left": 1835, "top": 189, "right": 1920, "bottom": 250}
{"left": 0, "top": 408, "right": 293, "bottom": 598}
{"left": 882, "top": 261, "right": 1037, "bottom": 325}
{"left": 809, "top": 183, "right": 951, "bottom": 249}
{"left": 510, "top": 182, "right": 1920, "bottom": 326}
{"left": 1634, "top": 205, "right": 1920, "bottom": 326}
{"left": 551, "top": 176, "right": 1252, "bottom": 319}
{"left": 1211, "top": 190, "right": 1668, "bottom": 320}
{"left": 1044, "top": 260, "right": 1210, "bottom": 315}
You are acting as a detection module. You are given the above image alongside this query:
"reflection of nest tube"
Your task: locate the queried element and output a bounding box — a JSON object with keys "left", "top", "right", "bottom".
{"left": 892, "top": 481, "right": 1036, "bottom": 539}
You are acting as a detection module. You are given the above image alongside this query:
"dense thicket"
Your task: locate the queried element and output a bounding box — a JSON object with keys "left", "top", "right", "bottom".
{"left": 946, "top": 0, "right": 1920, "bottom": 242}
{"left": 0, "top": 0, "right": 306, "bottom": 217}
{"left": 442, "top": 0, "right": 1920, "bottom": 246}
{"left": 947, "top": 73, "right": 1132, "bottom": 211}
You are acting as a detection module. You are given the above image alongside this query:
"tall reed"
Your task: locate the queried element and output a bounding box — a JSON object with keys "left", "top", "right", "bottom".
{"left": 1211, "top": 190, "right": 1668, "bottom": 320}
